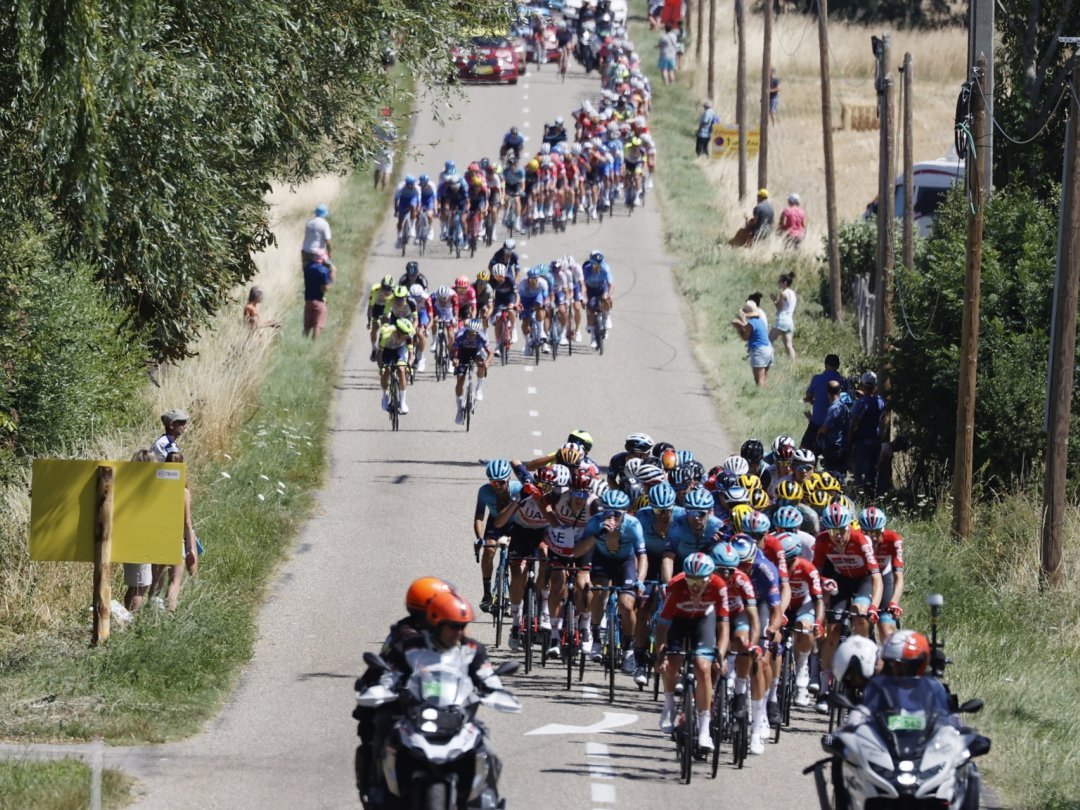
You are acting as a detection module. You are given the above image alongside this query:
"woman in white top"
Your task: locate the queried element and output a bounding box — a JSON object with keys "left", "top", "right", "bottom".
{"left": 770, "top": 272, "right": 797, "bottom": 360}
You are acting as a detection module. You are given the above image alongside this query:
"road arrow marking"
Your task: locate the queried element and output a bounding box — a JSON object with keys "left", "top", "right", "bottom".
{"left": 524, "top": 712, "right": 638, "bottom": 736}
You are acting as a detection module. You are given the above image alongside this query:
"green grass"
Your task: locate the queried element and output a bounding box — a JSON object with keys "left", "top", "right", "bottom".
{"left": 0, "top": 165, "right": 394, "bottom": 743}
{"left": 634, "top": 8, "right": 1080, "bottom": 809}
{"left": 0, "top": 760, "right": 133, "bottom": 809}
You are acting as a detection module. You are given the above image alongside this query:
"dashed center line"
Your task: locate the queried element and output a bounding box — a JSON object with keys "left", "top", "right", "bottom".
{"left": 531, "top": 430, "right": 542, "bottom": 437}
{"left": 527, "top": 386, "right": 537, "bottom": 394}
{"left": 585, "top": 740, "right": 617, "bottom": 805}
{"left": 591, "top": 782, "right": 616, "bottom": 803}
{"left": 528, "top": 410, "right": 539, "bottom": 417}
{"left": 533, "top": 448, "right": 545, "bottom": 456}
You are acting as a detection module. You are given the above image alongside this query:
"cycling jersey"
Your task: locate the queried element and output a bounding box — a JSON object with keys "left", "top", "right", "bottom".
{"left": 812, "top": 530, "right": 880, "bottom": 580}
{"left": 454, "top": 286, "right": 477, "bottom": 317}
{"left": 664, "top": 512, "right": 724, "bottom": 568}
{"left": 635, "top": 505, "right": 684, "bottom": 557}
{"left": 368, "top": 284, "right": 395, "bottom": 314}
{"left": 582, "top": 512, "right": 646, "bottom": 562}
{"left": 473, "top": 281, "right": 494, "bottom": 307}
{"left": 582, "top": 260, "right": 613, "bottom": 295}
{"left": 394, "top": 184, "right": 420, "bottom": 216}
{"left": 758, "top": 534, "right": 790, "bottom": 580}
{"left": 431, "top": 295, "right": 456, "bottom": 323}
{"left": 419, "top": 182, "right": 437, "bottom": 211}
{"left": 545, "top": 491, "right": 599, "bottom": 557}
{"left": 488, "top": 248, "right": 520, "bottom": 277}
{"left": 787, "top": 557, "right": 823, "bottom": 604}
{"left": 719, "top": 569, "right": 758, "bottom": 615}
{"left": 871, "top": 529, "right": 905, "bottom": 576}
{"left": 518, "top": 277, "right": 549, "bottom": 304}
{"left": 741, "top": 549, "right": 782, "bottom": 609}
{"left": 451, "top": 327, "right": 488, "bottom": 354}
{"left": 492, "top": 277, "right": 518, "bottom": 308}
{"left": 661, "top": 573, "right": 730, "bottom": 621}
{"left": 475, "top": 481, "right": 524, "bottom": 529}
{"left": 398, "top": 271, "right": 429, "bottom": 290}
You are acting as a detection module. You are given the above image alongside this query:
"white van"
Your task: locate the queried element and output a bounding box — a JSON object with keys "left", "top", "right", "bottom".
{"left": 864, "top": 155, "right": 965, "bottom": 237}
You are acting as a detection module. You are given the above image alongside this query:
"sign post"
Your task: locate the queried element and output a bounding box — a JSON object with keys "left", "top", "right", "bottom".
{"left": 92, "top": 465, "right": 115, "bottom": 646}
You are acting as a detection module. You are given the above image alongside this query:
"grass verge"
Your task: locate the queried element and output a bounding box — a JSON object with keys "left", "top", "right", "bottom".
{"left": 0, "top": 760, "right": 133, "bottom": 809}
{"left": 634, "top": 7, "right": 1080, "bottom": 809}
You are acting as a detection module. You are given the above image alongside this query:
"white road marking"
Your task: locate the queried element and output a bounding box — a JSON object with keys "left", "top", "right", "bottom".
{"left": 582, "top": 686, "right": 599, "bottom": 697}
{"left": 523, "top": 94, "right": 529, "bottom": 100}
{"left": 588, "top": 762, "right": 615, "bottom": 779}
{"left": 531, "top": 430, "right": 542, "bottom": 437}
{"left": 585, "top": 742, "right": 609, "bottom": 757}
{"left": 524, "top": 712, "right": 637, "bottom": 735}
{"left": 523, "top": 366, "right": 534, "bottom": 372}
{"left": 529, "top": 410, "right": 539, "bottom": 417}
{"left": 534, "top": 449, "right": 545, "bottom": 455}
{"left": 523, "top": 107, "right": 530, "bottom": 113}
{"left": 523, "top": 121, "right": 530, "bottom": 127}
{"left": 591, "top": 783, "right": 616, "bottom": 803}
{"left": 527, "top": 386, "right": 537, "bottom": 394}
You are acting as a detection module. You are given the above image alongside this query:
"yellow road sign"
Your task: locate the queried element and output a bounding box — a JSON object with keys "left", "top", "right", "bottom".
{"left": 710, "top": 124, "right": 760, "bottom": 159}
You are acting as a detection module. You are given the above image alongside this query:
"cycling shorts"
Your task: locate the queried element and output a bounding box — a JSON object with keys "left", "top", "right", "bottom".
{"left": 417, "top": 308, "right": 431, "bottom": 328}
{"left": 508, "top": 524, "right": 546, "bottom": 559}
{"left": 665, "top": 615, "right": 717, "bottom": 660}
{"left": 785, "top": 597, "right": 817, "bottom": 625}
{"left": 554, "top": 288, "right": 568, "bottom": 306}
{"left": 483, "top": 520, "right": 509, "bottom": 542}
{"left": 453, "top": 347, "right": 486, "bottom": 373}
{"left": 878, "top": 571, "right": 897, "bottom": 625}
{"left": 520, "top": 294, "right": 545, "bottom": 310}
{"left": 469, "top": 196, "right": 487, "bottom": 212}
{"left": 730, "top": 609, "right": 751, "bottom": 634}
{"left": 590, "top": 554, "right": 638, "bottom": 591}
{"left": 827, "top": 575, "right": 874, "bottom": 623}
{"left": 505, "top": 183, "right": 522, "bottom": 197}
{"left": 380, "top": 345, "right": 409, "bottom": 367}
{"left": 625, "top": 159, "right": 642, "bottom": 175}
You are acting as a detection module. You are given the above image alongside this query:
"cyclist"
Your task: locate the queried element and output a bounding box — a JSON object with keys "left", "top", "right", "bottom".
{"left": 561, "top": 254, "right": 586, "bottom": 343}
{"left": 500, "top": 126, "right": 525, "bottom": 162}
{"left": 623, "top": 136, "right": 646, "bottom": 202}
{"left": 453, "top": 274, "right": 477, "bottom": 321}
{"left": 740, "top": 438, "right": 766, "bottom": 478}
{"left": 608, "top": 432, "right": 654, "bottom": 489}
{"left": 440, "top": 174, "right": 469, "bottom": 246}
{"left": 712, "top": 542, "right": 761, "bottom": 734}
{"left": 556, "top": 21, "right": 574, "bottom": 74}
{"left": 655, "top": 552, "right": 730, "bottom": 751}
{"left": 547, "top": 258, "right": 575, "bottom": 344}
{"left": 436, "top": 160, "right": 456, "bottom": 238}
{"left": 473, "top": 269, "right": 495, "bottom": 328}
{"left": 813, "top": 501, "right": 883, "bottom": 713}
{"left": 474, "top": 460, "right": 523, "bottom": 612}
{"left": 502, "top": 157, "right": 526, "bottom": 234}
{"left": 407, "top": 284, "right": 431, "bottom": 373}
{"left": 398, "top": 260, "right": 429, "bottom": 291}
{"left": 761, "top": 434, "right": 796, "bottom": 490}
{"left": 860, "top": 506, "right": 904, "bottom": 642}
{"left": 543, "top": 115, "right": 569, "bottom": 148}
{"left": 574, "top": 489, "right": 646, "bottom": 670}
{"left": 491, "top": 473, "right": 550, "bottom": 652}
{"left": 631, "top": 482, "right": 681, "bottom": 684}
{"left": 464, "top": 162, "right": 489, "bottom": 241}
{"left": 417, "top": 174, "right": 437, "bottom": 239}
{"left": 451, "top": 319, "right": 489, "bottom": 425}
{"left": 393, "top": 175, "right": 420, "bottom": 248}
{"left": 777, "top": 532, "right": 825, "bottom": 707}
{"left": 582, "top": 250, "right": 613, "bottom": 347}
{"left": 772, "top": 503, "right": 815, "bottom": 560}
{"left": 482, "top": 158, "right": 504, "bottom": 235}
{"left": 367, "top": 275, "right": 397, "bottom": 362}
{"left": 490, "top": 264, "right": 519, "bottom": 349}
{"left": 518, "top": 267, "right": 549, "bottom": 354}
{"left": 430, "top": 285, "right": 458, "bottom": 350}
{"left": 489, "top": 239, "right": 521, "bottom": 280}
{"left": 376, "top": 318, "right": 415, "bottom": 414}
{"left": 661, "top": 488, "right": 724, "bottom": 578}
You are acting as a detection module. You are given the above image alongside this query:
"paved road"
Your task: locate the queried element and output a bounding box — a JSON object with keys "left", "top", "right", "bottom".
{"left": 78, "top": 58, "right": 828, "bottom": 809}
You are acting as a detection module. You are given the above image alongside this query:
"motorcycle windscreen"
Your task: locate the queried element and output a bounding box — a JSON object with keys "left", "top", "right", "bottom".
{"left": 863, "top": 676, "right": 957, "bottom": 759}
{"left": 405, "top": 648, "right": 476, "bottom": 707}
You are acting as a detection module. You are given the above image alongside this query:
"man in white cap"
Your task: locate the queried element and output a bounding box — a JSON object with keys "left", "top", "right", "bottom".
{"left": 848, "top": 372, "right": 886, "bottom": 496}
{"left": 151, "top": 409, "right": 189, "bottom": 461}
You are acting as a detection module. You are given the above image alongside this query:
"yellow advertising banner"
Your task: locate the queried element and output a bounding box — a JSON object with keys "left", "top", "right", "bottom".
{"left": 29, "top": 459, "right": 186, "bottom": 564}
{"left": 710, "top": 124, "right": 760, "bottom": 159}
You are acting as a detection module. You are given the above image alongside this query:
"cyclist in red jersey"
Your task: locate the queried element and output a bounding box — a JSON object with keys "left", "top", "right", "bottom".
{"left": 812, "top": 501, "right": 883, "bottom": 713}
{"left": 655, "top": 553, "right": 730, "bottom": 751}
{"left": 712, "top": 543, "right": 761, "bottom": 723}
{"left": 776, "top": 533, "right": 825, "bottom": 706}
{"left": 860, "top": 506, "right": 905, "bottom": 642}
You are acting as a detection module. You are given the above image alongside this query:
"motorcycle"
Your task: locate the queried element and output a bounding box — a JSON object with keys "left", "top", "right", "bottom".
{"left": 356, "top": 649, "right": 521, "bottom": 810}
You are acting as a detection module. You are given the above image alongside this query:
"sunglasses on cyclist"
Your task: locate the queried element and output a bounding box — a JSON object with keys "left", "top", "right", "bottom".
{"left": 828, "top": 527, "right": 848, "bottom": 536}
{"left": 686, "top": 509, "right": 709, "bottom": 518}
{"left": 795, "top": 464, "right": 814, "bottom": 472}
{"left": 489, "top": 478, "right": 509, "bottom": 486}
{"left": 602, "top": 510, "right": 625, "bottom": 520}
{"left": 672, "top": 481, "right": 692, "bottom": 491}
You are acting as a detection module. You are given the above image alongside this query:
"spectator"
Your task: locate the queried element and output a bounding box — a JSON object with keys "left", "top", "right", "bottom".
{"left": 150, "top": 450, "right": 198, "bottom": 612}
{"left": 303, "top": 249, "right": 336, "bottom": 340}
{"left": 696, "top": 100, "right": 720, "bottom": 157}
{"left": 244, "top": 286, "right": 281, "bottom": 333}
{"left": 778, "top": 193, "right": 806, "bottom": 247}
{"left": 769, "top": 272, "right": 797, "bottom": 360}
{"left": 657, "top": 25, "right": 678, "bottom": 86}
{"left": 848, "top": 371, "right": 886, "bottom": 496}
{"left": 877, "top": 435, "right": 911, "bottom": 496}
{"left": 817, "top": 380, "right": 851, "bottom": 478}
{"left": 151, "top": 409, "right": 189, "bottom": 461}
{"left": 302, "top": 204, "right": 332, "bottom": 268}
{"left": 374, "top": 115, "right": 396, "bottom": 190}
{"left": 750, "top": 188, "right": 774, "bottom": 242}
{"left": 731, "top": 300, "right": 773, "bottom": 386}
{"left": 801, "top": 354, "right": 845, "bottom": 448}
{"left": 123, "top": 449, "right": 157, "bottom": 612}
{"left": 648, "top": 0, "right": 663, "bottom": 29}
{"left": 769, "top": 67, "right": 780, "bottom": 123}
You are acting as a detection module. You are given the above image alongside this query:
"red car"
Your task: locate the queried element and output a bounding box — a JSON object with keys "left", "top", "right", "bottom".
{"left": 452, "top": 36, "right": 520, "bottom": 84}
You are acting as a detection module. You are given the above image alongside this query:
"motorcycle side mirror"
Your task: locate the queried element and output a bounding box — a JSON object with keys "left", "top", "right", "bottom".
{"left": 958, "top": 698, "right": 984, "bottom": 714}
{"left": 494, "top": 661, "right": 520, "bottom": 677}
{"left": 820, "top": 733, "right": 844, "bottom": 756}
{"left": 363, "top": 651, "right": 391, "bottom": 672}
{"left": 969, "top": 735, "right": 991, "bottom": 757}
{"left": 830, "top": 691, "right": 856, "bottom": 711}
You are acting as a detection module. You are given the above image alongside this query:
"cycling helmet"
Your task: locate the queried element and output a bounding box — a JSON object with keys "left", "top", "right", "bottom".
{"left": 590, "top": 478, "right": 610, "bottom": 498}
{"left": 713, "top": 543, "right": 740, "bottom": 570}
{"left": 683, "top": 488, "right": 715, "bottom": 511}
{"left": 773, "top": 505, "right": 804, "bottom": 531}
{"left": 404, "top": 174, "right": 416, "bottom": 185}
{"left": 669, "top": 465, "right": 695, "bottom": 490}
{"left": 491, "top": 263, "right": 507, "bottom": 280}
{"left": 477, "top": 268, "right": 490, "bottom": 282}
{"left": 409, "top": 284, "right": 425, "bottom": 298}
{"left": 527, "top": 266, "right": 542, "bottom": 278}
{"left": 625, "top": 432, "right": 654, "bottom": 453}
{"left": 503, "top": 239, "right": 516, "bottom": 250}
{"left": 555, "top": 115, "right": 565, "bottom": 125}
{"left": 589, "top": 250, "right": 604, "bottom": 263}
{"left": 465, "top": 318, "right": 483, "bottom": 333}
{"left": 444, "top": 160, "right": 456, "bottom": 173}
{"left": 406, "top": 576, "right": 453, "bottom": 614}
{"left": 623, "top": 457, "right": 644, "bottom": 479}
{"left": 537, "top": 464, "right": 571, "bottom": 489}
{"left": 650, "top": 441, "right": 675, "bottom": 460}
{"left": 730, "top": 534, "right": 757, "bottom": 564}
{"left": 729, "top": 503, "right": 753, "bottom": 531}
{"left": 792, "top": 448, "right": 816, "bottom": 467}
{"left": 722, "top": 455, "right": 750, "bottom": 477}
{"left": 837, "top": 494, "right": 859, "bottom": 516}
{"left": 315, "top": 204, "right": 329, "bottom": 217}
{"left": 418, "top": 174, "right": 430, "bottom": 184}
{"left": 405, "top": 261, "right": 419, "bottom": 274}
{"left": 479, "top": 157, "right": 490, "bottom": 169}
{"left": 740, "top": 439, "right": 764, "bottom": 464}
{"left": 804, "top": 488, "right": 830, "bottom": 509}
{"left": 454, "top": 274, "right": 470, "bottom": 288}
{"left": 834, "top": 635, "right": 879, "bottom": 683}
{"left": 676, "top": 449, "right": 695, "bottom": 466}
{"left": 393, "top": 285, "right": 409, "bottom": 298}
{"left": 818, "top": 472, "right": 842, "bottom": 492}
{"left": 687, "top": 460, "right": 705, "bottom": 482}
{"left": 557, "top": 442, "right": 584, "bottom": 467}
{"left": 683, "top": 552, "right": 716, "bottom": 578}
{"left": 880, "top": 630, "right": 932, "bottom": 677}
{"left": 737, "top": 473, "right": 762, "bottom": 492}
{"left": 394, "top": 318, "right": 416, "bottom": 335}
{"left": 742, "top": 510, "right": 771, "bottom": 536}
{"left": 648, "top": 482, "right": 677, "bottom": 509}
{"left": 467, "top": 161, "right": 480, "bottom": 173}
{"left": 436, "top": 285, "right": 452, "bottom": 300}
{"left": 568, "top": 430, "right": 594, "bottom": 453}
{"left": 772, "top": 435, "right": 796, "bottom": 460}
{"left": 860, "top": 507, "right": 887, "bottom": 532}
{"left": 722, "top": 485, "right": 751, "bottom": 505}
{"left": 426, "top": 591, "right": 476, "bottom": 627}
{"left": 636, "top": 464, "right": 666, "bottom": 484}
{"left": 570, "top": 468, "right": 595, "bottom": 491}
{"left": 381, "top": 274, "right": 395, "bottom": 290}
{"left": 659, "top": 449, "right": 678, "bottom": 471}
{"left": 777, "top": 532, "right": 802, "bottom": 559}
{"left": 601, "top": 489, "right": 632, "bottom": 511}
{"left": 749, "top": 488, "right": 771, "bottom": 511}
{"left": 821, "top": 502, "right": 853, "bottom": 530}
{"left": 775, "top": 480, "right": 804, "bottom": 503}
{"left": 486, "top": 459, "right": 512, "bottom": 481}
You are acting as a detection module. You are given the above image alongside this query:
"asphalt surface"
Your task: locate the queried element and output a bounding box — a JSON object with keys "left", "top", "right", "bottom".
{"left": 42, "top": 58, "right": 832, "bottom": 808}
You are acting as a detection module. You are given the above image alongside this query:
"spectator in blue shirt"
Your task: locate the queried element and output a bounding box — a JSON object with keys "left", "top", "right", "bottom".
{"left": 303, "top": 250, "right": 336, "bottom": 340}
{"left": 696, "top": 100, "right": 719, "bottom": 156}
{"left": 817, "top": 380, "right": 850, "bottom": 477}
{"left": 848, "top": 371, "right": 886, "bottom": 496}
{"left": 801, "top": 354, "right": 845, "bottom": 449}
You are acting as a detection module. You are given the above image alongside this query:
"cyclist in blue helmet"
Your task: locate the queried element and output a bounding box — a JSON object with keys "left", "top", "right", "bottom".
{"left": 474, "top": 461, "right": 523, "bottom": 612}
{"left": 393, "top": 173, "right": 421, "bottom": 249}
{"left": 662, "top": 487, "right": 723, "bottom": 581}
{"left": 713, "top": 542, "right": 762, "bottom": 734}
{"left": 582, "top": 249, "right": 613, "bottom": 347}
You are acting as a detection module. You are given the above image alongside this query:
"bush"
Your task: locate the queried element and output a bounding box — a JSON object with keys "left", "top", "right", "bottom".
{"left": 819, "top": 219, "right": 876, "bottom": 316}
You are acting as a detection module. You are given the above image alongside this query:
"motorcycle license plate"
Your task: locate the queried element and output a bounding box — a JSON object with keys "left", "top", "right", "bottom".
{"left": 886, "top": 714, "right": 926, "bottom": 731}
{"left": 475, "top": 65, "right": 494, "bottom": 75}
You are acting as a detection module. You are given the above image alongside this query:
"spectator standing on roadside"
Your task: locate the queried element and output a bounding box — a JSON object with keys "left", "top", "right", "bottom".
{"left": 801, "top": 354, "right": 844, "bottom": 449}
{"left": 769, "top": 68, "right": 780, "bottom": 123}
{"left": 696, "top": 100, "right": 720, "bottom": 157}
{"left": 848, "top": 371, "right": 886, "bottom": 496}
{"left": 123, "top": 449, "right": 157, "bottom": 612}
{"left": 244, "top": 286, "right": 281, "bottom": 334}
{"left": 769, "top": 272, "right": 797, "bottom": 360}
{"left": 731, "top": 300, "right": 773, "bottom": 386}
{"left": 302, "top": 204, "right": 332, "bottom": 269}
{"left": 149, "top": 450, "right": 198, "bottom": 612}
{"left": 657, "top": 25, "right": 678, "bottom": 85}
{"left": 151, "top": 410, "right": 189, "bottom": 461}
{"left": 648, "top": 0, "right": 663, "bottom": 29}
{"left": 750, "top": 188, "right": 774, "bottom": 242}
{"left": 778, "top": 193, "right": 806, "bottom": 247}
{"left": 303, "top": 249, "right": 336, "bottom": 340}
{"left": 817, "top": 381, "right": 850, "bottom": 478}
{"left": 374, "top": 113, "right": 397, "bottom": 190}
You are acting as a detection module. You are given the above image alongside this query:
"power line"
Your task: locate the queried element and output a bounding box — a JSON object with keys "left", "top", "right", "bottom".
{"left": 973, "top": 74, "right": 1068, "bottom": 146}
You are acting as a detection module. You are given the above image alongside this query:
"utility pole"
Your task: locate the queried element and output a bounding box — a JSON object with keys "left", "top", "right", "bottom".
{"left": 901, "top": 53, "right": 914, "bottom": 273}
{"left": 968, "top": 0, "right": 994, "bottom": 191}
{"left": 817, "top": 0, "right": 842, "bottom": 322}
{"left": 707, "top": 0, "right": 716, "bottom": 101}
{"left": 1041, "top": 50, "right": 1080, "bottom": 588}
{"left": 873, "top": 34, "right": 895, "bottom": 357}
{"left": 736, "top": 0, "right": 747, "bottom": 200}
{"left": 951, "top": 53, "right": 988, "bottom": 542}
{"left": 696, "top": 0, "right": 704, "bottom": 62}
{"left": 757, "top": 0, "right": 772, "bottom": 191}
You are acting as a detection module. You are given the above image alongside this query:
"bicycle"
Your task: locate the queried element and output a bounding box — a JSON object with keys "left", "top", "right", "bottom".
{"left": 552, "top": 564, "right": 587, "bottom": 690}
{"left": 587, "top": 296, "right": 607, "bottom": 355}
{"left": 460, "top": 360, "right": 477, "bottom": 432}
{"left": 383, "top": 365, "right": 401, "bottom": 432}
{"left": 729, "top": 650, "right": 756, "bottom": 769}
{"left": 467, "top": 208, "right": 483, "bottom": 257}
{"left": 483, "top": 207, "right": 496, "bottom": 247}
{"left": 433, "top": 326, "right": 451, "bottom": 382}
{"left": 521, "top": 308, "right": 544, "bottom": 365}
{"left": 588, "top": 584, "right": 624, "bottom": 704}
{"left": 398, "top": 216, "right": 413, "bottom": 256}
{"left": 486, "top": 539, "right": 511, "bottom": 648}
{"left": 493, "top": 306, "right": 513, "bottom": 367}
{"left": 548, "top": 309, "right": 564, "bottom": 361}
{"left": 670, "top": 640, "right": 699, "bottom": 784}
{"left": 558, "top": 46, "right": 569, "bottom": 81}
{"left": 517, "top": 555, "right": 545, "bottom": 675}
{"left": 638, "top": 585, "right": 664, "bottom": 698}
{"left": 710, "top": 666, "right": 730, "bottom": 778}
{"left": 416, "top": 209, "right": 430, "bottom": 256}
{"left": 447, "top": 209, "right": 465, "bottom": 258}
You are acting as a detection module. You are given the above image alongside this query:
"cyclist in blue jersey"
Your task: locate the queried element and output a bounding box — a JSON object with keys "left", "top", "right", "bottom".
{"left": 534, "top": 262, "right": 558, "bottom": 340}
{"left": 393, "top": 175, "right": 420, "bottom": 248}
{"left": 418, "top": 174, "right": 437, "bottom": 227}
{"left": 451, "top": 319, "right": 490, "bottom": 425}
{"left": 518, "top": 267, "right": 550, "bottom": 354}
{"left": 630, "top": 482, "right": 682, "bottom": 684}
{"left": 582, "top": 250, "right": 614, "bottom": 347}
{"left": 500, "top": 126, "right": 525, "bottom": 161}
{"left": 489, "top": 239, "right": 521, "bottom": 279}
{"left": 661, "top": 488, "right": 724, "bottom": 579}
{"left": 574, "top": 490, "right": 647, "bottom": 669}
{"left": 438, "top": 174, "right": 469, "bottom": 243}
{"left": 474, "top": 460, "right": 523, "bottom": 612}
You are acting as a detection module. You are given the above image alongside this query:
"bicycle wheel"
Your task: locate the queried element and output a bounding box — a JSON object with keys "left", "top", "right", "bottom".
{"left": 464, "top": 382, "right": 473, "bottom": 432}
{"left": 493, "top": 560, "right": 506, "bottom": 647}
{"left": 563, "top": 602, "right": 576, "bottom": 690}
{"left": 710, "top": 677, "right": 727, "bottom": 778}
{"left": 606, "top": 604, "right": 618, "bottom": 704}
{"left": 523, "top": 583, "right": 534, "bottom": 675}
{"left": 533, "top": 336, "right": 541, "bottom": 366}
{"left": 780, "top": 641, "right": 795, "bottom": 729}
{"left": 681, "top": 681, "right": 696, "bottom": 784}
{"left": 733, "top": 713, "right": 748, "bottom": 769}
